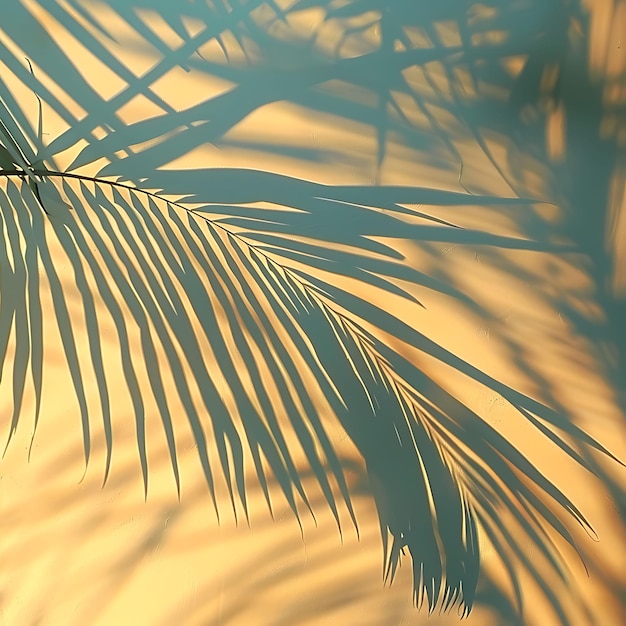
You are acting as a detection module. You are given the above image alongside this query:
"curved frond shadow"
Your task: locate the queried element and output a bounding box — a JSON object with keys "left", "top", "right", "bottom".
{"left": 1, "top": 0, "right": 625, "bottom": 621}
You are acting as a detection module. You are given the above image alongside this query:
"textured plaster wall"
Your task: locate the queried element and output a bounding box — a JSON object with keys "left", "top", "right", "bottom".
{"left": 0, "top": 1, "right": 625, "bottom": 624}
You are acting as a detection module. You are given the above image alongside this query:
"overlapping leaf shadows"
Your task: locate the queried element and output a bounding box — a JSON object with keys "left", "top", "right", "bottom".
{"left": 119, "top": 164, "right": 617, "bottom": 615}
{"left": 1, "top": 173, "right": 361, "bottom": 528}
{"left": 1, "top": 0, "right": 625, "bottom": 622}
{"left": 1, "top": 161, "right": 612, "bottom": 619}
{"left": 173, "top": 167, "right": 615, "bottom": 618}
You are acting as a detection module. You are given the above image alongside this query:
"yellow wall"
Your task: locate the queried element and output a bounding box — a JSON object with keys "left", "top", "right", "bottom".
{"left": 0, "top": 1, "right": 625, "bottom": 624}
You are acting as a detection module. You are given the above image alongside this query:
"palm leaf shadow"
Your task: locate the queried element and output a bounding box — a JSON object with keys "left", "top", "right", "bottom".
{"left": 1, "top": 0, "right": 624, "bottom": 621}
{"left": 1, "top": 150, "right": 367, "bottom": 527}
{"left": 248, "top": 243, "right": 603, "bottom": 621}
{"left": 2, "top": 163, "right": 617, "bottom": 620}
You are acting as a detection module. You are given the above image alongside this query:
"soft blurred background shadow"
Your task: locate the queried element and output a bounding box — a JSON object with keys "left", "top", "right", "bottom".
{"left": 0, "top": 0, "right": 625, "bottom": 624}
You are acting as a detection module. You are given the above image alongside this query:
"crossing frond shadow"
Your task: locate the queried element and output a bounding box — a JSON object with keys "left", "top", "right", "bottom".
{"left": 1, "top": 0, "right": 625, "bottom": 622}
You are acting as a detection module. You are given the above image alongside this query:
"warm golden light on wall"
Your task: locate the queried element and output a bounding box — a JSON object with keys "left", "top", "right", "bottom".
{"left": 0, "top": 1, "right": 625, "bottom": 625}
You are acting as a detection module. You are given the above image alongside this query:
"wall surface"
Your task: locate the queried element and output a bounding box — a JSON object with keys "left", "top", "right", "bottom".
{"left": 0, "top": 1, "right": 625, "bottom": 624}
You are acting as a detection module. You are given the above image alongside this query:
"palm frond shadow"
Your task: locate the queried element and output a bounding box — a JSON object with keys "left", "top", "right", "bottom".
{"left": 0, "top": 164, "right": 619, "bottom": 620}
{"left": 1, "top": 0, "right": 625, "bottom": 621}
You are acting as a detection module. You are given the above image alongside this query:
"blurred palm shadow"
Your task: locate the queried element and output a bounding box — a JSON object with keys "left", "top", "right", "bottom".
{"left": 1, "top": 0, "right": 625, "bottom": 622}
